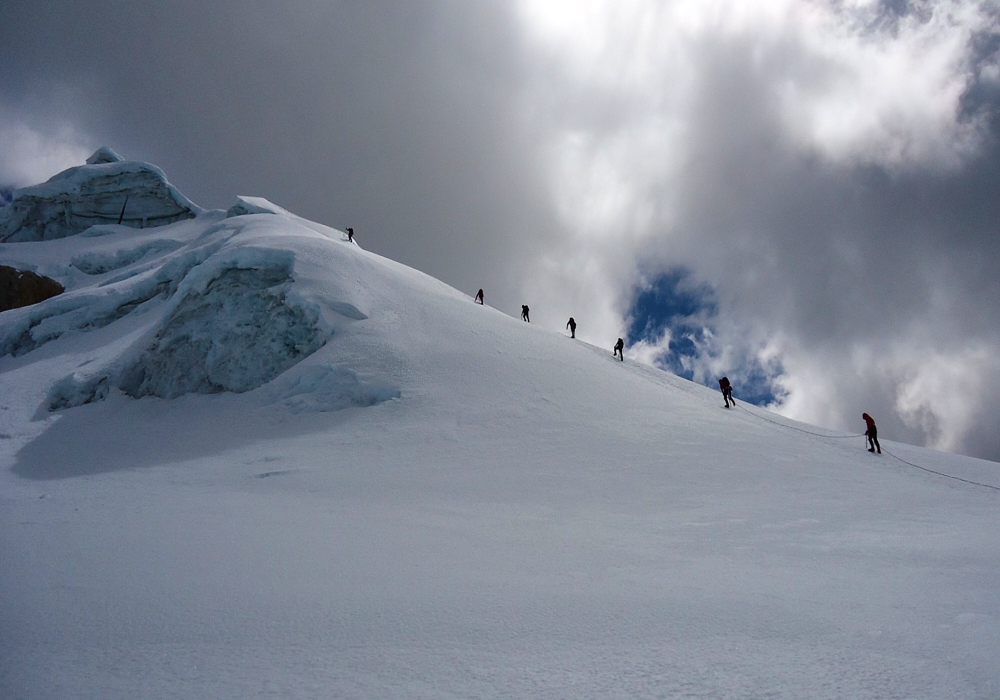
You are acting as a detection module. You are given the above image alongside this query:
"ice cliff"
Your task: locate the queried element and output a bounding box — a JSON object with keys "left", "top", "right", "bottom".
{"left": 0, "top": 147, "right": 201, "bottom": 243}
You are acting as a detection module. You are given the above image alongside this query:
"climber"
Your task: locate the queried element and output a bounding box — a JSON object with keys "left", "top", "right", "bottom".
{"left": 521, "top": 305, "right": 530, "bottom": 322}
{"left": 613, "top": 337, "right": 624, "bottom": 361}
{"left": 863, "top": 413, "right": 881, "bottom": 454}
{"left": 719, "top": 376, "right": 735, "bottom": 408}
{"left": 474, "top": 289, "right": 484, "bottom": 305}
{"left": 566, "top": 317, "right": 576, "bottom": 338}
{"left": 346, "top": 227, "right": 354, "bottom": 243}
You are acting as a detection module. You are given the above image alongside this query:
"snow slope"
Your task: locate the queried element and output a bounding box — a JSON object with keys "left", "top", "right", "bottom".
{"left": 2, "top": 156, "right": 999, "bottom": 699}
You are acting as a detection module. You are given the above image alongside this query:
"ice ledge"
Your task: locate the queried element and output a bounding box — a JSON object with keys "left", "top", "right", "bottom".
{"left": 225, "top": 196, "right": 292, "bottom": 218}
{"left": 0, "top": 148, "right": 202, "bottom": 243}
{"left": 86, "top": 146, "right": 123, "bottom": 165}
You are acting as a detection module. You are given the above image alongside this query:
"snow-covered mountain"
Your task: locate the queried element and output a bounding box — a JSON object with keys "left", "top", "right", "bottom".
{"left": 2, "top": 152, "right": 999, "bottom": 699}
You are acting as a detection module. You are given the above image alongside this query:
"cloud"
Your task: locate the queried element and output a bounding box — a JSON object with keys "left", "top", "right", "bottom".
{"left": 516, "top": 0, "right": 1000, "bottom": 460}
{"left": 625, "top": 268, "right": 785, "bottom": 405}
{"left": 0, "top": 101, "right": 92, "bottom": 187}
{"left": 773, "top": 0, "right": 993, "bottom": 168}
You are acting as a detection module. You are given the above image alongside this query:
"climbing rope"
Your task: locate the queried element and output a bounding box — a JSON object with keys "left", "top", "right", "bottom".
{"left": 879, "top": 447, "right": 1000, "bottom": 492}
{"left": 735, "top": 403, "right": 863, "bottom": 439}
{"left": 735, "top": 403, "right": 1000, "bottom": 493}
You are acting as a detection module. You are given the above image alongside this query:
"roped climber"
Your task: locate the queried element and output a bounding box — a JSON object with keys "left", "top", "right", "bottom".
{"left": 719, "top": 376, "right": 735, "bottom": 408}
{"left": 863, "top": 413, "right": 881, "bottom": 454}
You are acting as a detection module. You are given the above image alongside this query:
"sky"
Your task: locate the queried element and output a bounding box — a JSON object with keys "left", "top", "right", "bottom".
{"left": 1, "top": 0, "right": 999, "bottom": 461}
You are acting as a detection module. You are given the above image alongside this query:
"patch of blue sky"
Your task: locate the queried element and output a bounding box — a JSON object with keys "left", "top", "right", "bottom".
{"left": 628, "top": 269, "right": 717, "bottom": 341}
{"left": 626, "top": 268, "right": 784, "bottom": 406}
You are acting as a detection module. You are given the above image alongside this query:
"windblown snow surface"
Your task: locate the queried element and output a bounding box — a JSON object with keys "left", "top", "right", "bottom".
{"left": 2, "top": 163, "right": 1000, "bottom": 699}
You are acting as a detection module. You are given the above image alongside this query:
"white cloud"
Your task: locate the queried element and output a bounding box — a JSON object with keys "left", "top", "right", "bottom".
{"left": 627, "top": 334, "right": 672, "bottom": 367}
{"left": 891, "top": 344, "right": 1000, "bottom": 453}
{"left": 772, "top": 337, "right": 1000, "bottom": 455}
{"left": 0, "top": 110, "right": 91, "bottom": 187}
{"left": 776, "top": 0, "right": 991, "bottom": 168}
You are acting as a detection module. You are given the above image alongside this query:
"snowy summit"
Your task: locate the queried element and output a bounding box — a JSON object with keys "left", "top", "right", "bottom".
{"left": 1, "top": 150, "right": 999, "bottom": 699}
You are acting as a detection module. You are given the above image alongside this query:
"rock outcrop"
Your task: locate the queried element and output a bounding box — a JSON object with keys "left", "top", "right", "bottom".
{"left": 0, "top": 265, "right": 64, "bottom": 312}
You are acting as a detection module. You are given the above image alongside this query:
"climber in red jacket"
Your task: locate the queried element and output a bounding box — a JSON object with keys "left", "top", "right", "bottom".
{"left": 863, "top": 413, "right": 881, "bottom": 454}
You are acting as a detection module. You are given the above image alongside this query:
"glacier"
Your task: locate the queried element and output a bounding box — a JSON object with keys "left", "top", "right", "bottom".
{"left": 1, "top": 151, "right": 999, "bottom": 700}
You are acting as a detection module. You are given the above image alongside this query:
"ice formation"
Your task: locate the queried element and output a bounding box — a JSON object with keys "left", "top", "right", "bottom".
{"left": 47, "top": 258, "right": 325, "bottom": 407}
{"left": 0, "top": 151, "right": 395, "bottom": 411}
{"left": 85, "top": 146, "right": 123, "bottom": 165}
{"left": 225, "top": 196, "right": 293, "bottom": 218}
{"left": 0, "top": 147, "right": 201, "bottom": 242}
{"left": 70, "top": 239, "right": 185, "bottom": 275}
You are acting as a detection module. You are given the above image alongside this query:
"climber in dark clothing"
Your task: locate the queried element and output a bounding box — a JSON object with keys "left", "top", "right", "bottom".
{"left": 474, "top": 288, "right": 484, "bottom": 304}
{"left": 521, "top": 305, "right": 530, "bottom": 322}
{"left": 613, "top": 337, "right": 624, "bottom": 361}
{"left": 566, "top": 317, "right": 576, "bottom": 338}
{"left": 863, "top": 413, "right": 881, "bottom": 453}
{"left": 719, "top": 376, "right": 735, "bottom": 408}
{"left": 346, "top": 227, "right": 354, "bottom": 243}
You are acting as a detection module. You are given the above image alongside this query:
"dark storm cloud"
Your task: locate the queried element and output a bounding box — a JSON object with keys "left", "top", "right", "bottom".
{"left": 670, "top": 38, "right": 1000, "bottom": 342}
{"left": 0, "top": 0, "right": 558, "bottom": 312}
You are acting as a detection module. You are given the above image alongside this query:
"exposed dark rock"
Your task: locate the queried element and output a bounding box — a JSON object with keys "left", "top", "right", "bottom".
{"left": 0, "top": 266, "right": 64, "bottom": 312}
